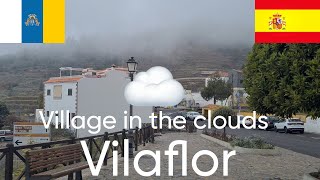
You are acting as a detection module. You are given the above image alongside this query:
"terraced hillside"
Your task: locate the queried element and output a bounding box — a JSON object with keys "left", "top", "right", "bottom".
{"left": 0, "top": 46, "right": 250, "bottom": 101}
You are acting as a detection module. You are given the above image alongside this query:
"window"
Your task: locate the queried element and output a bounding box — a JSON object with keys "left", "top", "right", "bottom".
{"left": 53, "top": 85, "right": 62, "bottom": 99}
{"left": 47, "top": 89, "right": 51, "bottom": 96}
{"left": 68, "top": 89, "right": 72, "bottom": 96}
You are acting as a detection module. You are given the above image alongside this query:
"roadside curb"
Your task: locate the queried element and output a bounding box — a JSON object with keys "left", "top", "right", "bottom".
{"left": 200, "top": 134, "right": 281, "bottom": 156}
{"left": 200, "top": 133, "right": 233, "bottom": 149}
{"left": 303, "top": 173, "right": 319, "bottom": 180}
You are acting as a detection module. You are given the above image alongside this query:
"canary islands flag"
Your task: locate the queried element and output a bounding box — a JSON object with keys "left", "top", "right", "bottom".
{"left": 0, "top": 0, "right": 65, "bottom": 43}
{"left": 255, "top": 0, "right": 320, "bottom": 43}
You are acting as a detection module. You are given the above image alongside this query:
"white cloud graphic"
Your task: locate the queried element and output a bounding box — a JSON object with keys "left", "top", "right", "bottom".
{"left": 124, "top": 66, "right": 185, "bottom": 106}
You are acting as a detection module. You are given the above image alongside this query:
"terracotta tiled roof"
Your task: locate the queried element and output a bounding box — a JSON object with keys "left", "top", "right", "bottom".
{"left": 107, "top": 67, "right": 128, "bottom": 72}
{"left": 204, "top": 71, "right": 229, "bottom": 78}
{"left": 96, "top": 67, "right": 128, "bottom": 73}
{"left": 44, "top": 76, "right": 82, "bottom": 84}
{"left": 215, "top": 71, "right": 229, "bottom": 77}
{"left": 44, "top": 67, "right": 129, "bottom": 84}
{"left": 114, "top": 67, "right": 128, "bottom": 72}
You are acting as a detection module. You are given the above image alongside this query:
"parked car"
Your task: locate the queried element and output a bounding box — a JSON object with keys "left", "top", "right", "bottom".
{"left": 166, "top": 111, "right": 186, "bottom": 119}
{"left": 186, "top": 111, "right": 201, "bottom": 121}
{"left": 274, "top": 118, "right": 304, "bottom": 134}
{"left": 238, "top": 115, "right": 253, "bottom": 127}
{"left": 178, "top": 111, "right": 187, "bottom": 118}
{"left": 256, "top": 116, "right": 280, "bottom": 130}
{"left": 0, "top": 130, "right": 13, "bottom": 142}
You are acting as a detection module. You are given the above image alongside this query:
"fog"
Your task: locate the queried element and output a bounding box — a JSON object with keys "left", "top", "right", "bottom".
{"left": 0, "top": 0, "right": 254, "bottom": 58}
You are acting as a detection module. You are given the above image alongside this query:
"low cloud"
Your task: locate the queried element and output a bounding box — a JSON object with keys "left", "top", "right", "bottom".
{"left": 124, "top": 66, "right": 185, "bottom": 106}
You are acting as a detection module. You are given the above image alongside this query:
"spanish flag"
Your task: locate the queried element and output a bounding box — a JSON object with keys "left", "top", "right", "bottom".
{"left": 0, "top": 0, "right": 65, "bottom": 43}
{"left": 255, "top": 0, "right": 320, "bottom": 43}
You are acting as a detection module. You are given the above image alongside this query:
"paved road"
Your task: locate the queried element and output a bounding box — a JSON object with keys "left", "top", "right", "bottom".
{"left": 81, "top": 132, "right": 320, "bottom": 179}
{"left": 160, "top": 109, "right": 320, "bottom": 158}
{"left": 216, "top": 127, "right": 320, "bottom": 158}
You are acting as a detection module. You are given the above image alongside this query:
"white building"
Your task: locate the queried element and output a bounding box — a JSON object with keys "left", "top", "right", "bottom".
{"left": 192, "top": 92, "right": 228, "bottom": 107}
{"left": 43, "top": 66, "right": 152, "bottom": 138}
{"left": 205, "top": 71, "right": 230, "bottom": 87}
{"left": 44, "top": 76, "right": 79, "bottom": 119}
{"left": 182, "top": 90, "right": 227, "bottom": 108}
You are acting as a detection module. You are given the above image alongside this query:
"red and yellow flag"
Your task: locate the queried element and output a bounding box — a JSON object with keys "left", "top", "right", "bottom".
{"left": 255, "top": 0, "right": 320, "bottom": 43}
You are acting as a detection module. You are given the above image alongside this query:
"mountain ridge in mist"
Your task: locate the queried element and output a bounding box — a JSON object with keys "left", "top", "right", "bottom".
{"left": 0, "top": 38, "right": 250, "bottom": 99}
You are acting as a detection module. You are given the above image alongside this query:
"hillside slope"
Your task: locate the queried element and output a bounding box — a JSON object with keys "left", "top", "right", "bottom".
{"left": 0, "top": 45, "right": 250, "bottom": 100}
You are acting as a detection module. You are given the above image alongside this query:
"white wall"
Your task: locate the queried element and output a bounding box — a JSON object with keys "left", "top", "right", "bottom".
{"left": 305, "top": 117, "right": 320, "bottom": 134}
{"left": 76, "top": 70, "right": 152, "bottom": 138}
{"left": 35, "top": 109, "right": 44, "bottom": 123}
{"left": 205, "top": 77, "right": 229, "bottom": 87}
{"left": 44, "top": 82, "right": 78, "bottom": 123}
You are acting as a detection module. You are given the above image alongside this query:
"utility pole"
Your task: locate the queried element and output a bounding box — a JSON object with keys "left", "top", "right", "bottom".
{"left": 126, "top": 57, "right": 138, "bottom": 158}
{"left": 128, "top": 73, "right": 134, "bottom": 158}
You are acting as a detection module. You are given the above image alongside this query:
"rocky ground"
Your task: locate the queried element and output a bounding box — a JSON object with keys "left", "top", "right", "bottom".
{"left": 66, "top": 131, "right": 320, "bottom": 180}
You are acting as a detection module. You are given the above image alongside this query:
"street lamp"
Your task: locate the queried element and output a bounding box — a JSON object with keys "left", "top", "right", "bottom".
{"left": 126, "top": 57, "right": 137, "bottom": 158}
{"left": 127, "top": 57, "right": 138, "bottom": 74}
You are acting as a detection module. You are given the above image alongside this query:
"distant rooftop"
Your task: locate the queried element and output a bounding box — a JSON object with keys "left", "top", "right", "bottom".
{"left": 44, "top": 66, "right": 128, "bottom": 84}
{"left": 44, "top": 76, "right": 83, "bottom": 84}
{"left": 202, "top": 70, "right": 229, "bottom": 77}
{"left": 232, "top": 69, "right": 243, "bottom": 73}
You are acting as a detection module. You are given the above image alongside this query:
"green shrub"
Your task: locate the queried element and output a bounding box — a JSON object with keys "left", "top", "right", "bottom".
{"left": 212, "top": 107, "right": 236, "bottom": 126}
{"left": 230, "top": 137, "right": 274, "bottom": 149}
{"left": 211, "top": 107, "right": 237, "bottom": 137}
{"left": 310, "top": 170, "right": 320, "bottom": 179}
{"left": 203, "top": 129, "right": 234, "bottom": 142}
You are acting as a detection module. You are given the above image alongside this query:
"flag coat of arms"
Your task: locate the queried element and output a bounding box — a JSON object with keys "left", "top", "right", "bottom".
{"left": 255, "top": 0, "right": 320, "bottom": 43}
{"left": 0, "top": 0, "right": 65, "bottom": 43}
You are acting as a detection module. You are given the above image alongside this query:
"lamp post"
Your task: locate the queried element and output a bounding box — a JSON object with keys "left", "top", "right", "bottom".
{"left": 127, "top": 57, "right": 138, "bottom": 158}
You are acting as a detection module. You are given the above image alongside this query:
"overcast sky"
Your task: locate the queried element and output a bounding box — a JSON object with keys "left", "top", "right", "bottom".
{"left": 0, "top": 0, "right": 254, "bottom": 56}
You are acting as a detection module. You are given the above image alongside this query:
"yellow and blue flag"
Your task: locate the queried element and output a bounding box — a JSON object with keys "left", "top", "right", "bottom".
{"left": 0, "top": 0, "right": 65, "bottom": 43}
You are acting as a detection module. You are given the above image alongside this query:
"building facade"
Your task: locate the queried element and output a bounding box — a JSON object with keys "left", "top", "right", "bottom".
{"left": 42, "top": 66, "right": 152, "bottom": 137}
